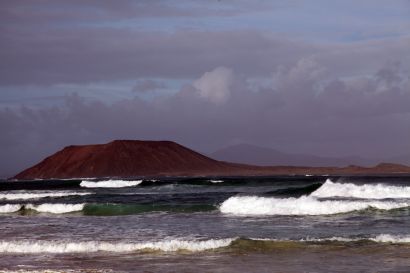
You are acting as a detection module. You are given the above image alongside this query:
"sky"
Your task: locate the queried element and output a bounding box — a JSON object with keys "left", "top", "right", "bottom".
{"left": 1, "top": 0, "right": 410, "bottom": 177}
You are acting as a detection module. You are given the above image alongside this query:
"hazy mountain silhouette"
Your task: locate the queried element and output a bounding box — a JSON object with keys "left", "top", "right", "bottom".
{"left": 387, "top": 154, "right": 410, "bottom": 166}
{"left": 210, "top": 143, "right": 378, "bottom": 167}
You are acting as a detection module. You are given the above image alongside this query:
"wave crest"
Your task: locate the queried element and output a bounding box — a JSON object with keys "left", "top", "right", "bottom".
{"left": 300, "top": 234, "right": 410, "bottom": 244}
{"left": 25, "top": 203, "right": 85, "bottom": 214}
{"left": 219, "top": 195, "right": 409, "bottom": 215}
{"left": 311, "top": 179, "right": 410, "bottom": 199}
{"left": 371, "top": 234, "right": 410, "bottom": 243}
{"left": 0, "top": 204, "right": 22, "bottom": 213}
{"left": 209, "top": 180, "right": 224, "bottom": 183}
{"left": 0, "top": 235, "right": 408, "bottom": 254}
{"left": 80, "top": 180, "right": 142, "bottom": 188}
{"left": 0, "top": 191, "right": 91, "bottom": 201}
{"left": 0, "top": 238, "right": 234, "bottom": 253}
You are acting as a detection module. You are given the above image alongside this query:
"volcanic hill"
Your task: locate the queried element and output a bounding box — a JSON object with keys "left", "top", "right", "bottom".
{"left": 13, "top": 140, "right": 243, "bottom": 179}
{"left": 13, "top": 140, "right": 410, "bottom": 179}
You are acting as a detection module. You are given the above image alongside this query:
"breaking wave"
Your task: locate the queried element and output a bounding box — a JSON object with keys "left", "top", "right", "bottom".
{"left": 219, "top": 196, "right": 410, "bottom": 216}
{"left": 220, "top": 179, "right": 410, "bottom": 216}
{"left": 0, "top": 204, "right": 22, "bottom": 213}
{"left": 0, "top": 238, "right": 234, "bottom": 253}
{"left": 0, "top": 234, "right": 408, "bottom": 253}
{"left": 80, "top": 180, "right": 143, "bottom": 188}
{"left": 311, "top": 179, "right": 410, "bottom": 199}
{"left": 25, "top": 203, "right": 85, "bottom": 214}
{"left": 300, "top": 234, "right": 410, "bottom": 244}
{"left": 370, "top": 234, "right": 410, "bottom": 243}
{"left": 0, "top": 203, "right": 215, "bottom": 215}
{"left": 0, "top": 191, "right": 91, "bottom": 201}
{"left": 209, "top": 180, "right": 224, "bottom": 183}
{"left": 239, "top": 234, "right": 410, "bottom": 245}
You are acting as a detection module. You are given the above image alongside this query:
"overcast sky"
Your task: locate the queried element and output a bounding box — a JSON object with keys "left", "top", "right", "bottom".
{"left": 1, "top": 0, "right": 410, "bottom": 177}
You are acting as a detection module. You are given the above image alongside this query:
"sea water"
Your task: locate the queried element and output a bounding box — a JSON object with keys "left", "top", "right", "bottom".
{"left": 0, "top": 175, "right": 409, "bottom": 272}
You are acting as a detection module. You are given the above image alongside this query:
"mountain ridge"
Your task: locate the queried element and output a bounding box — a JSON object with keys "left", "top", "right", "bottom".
{"left": 210, "top": 143, "right": 377, "bottom": 167}
{"left": 13, "top": 140, "right": 410, "bottom": 180}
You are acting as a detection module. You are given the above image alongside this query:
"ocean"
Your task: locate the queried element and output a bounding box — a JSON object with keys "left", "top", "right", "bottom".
{"left": 0, "top": 175, "right": 409, "bottom": 272}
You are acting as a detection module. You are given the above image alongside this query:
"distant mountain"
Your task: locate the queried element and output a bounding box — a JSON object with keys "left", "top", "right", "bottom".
{"left": 387, "top": 154, "right": 410, "bottom": 166}
{"left": 13, "top": 140, "right": 410, "bottom": 180}
{"left": 210, "top": 143, "right": 377, "bottom": 167}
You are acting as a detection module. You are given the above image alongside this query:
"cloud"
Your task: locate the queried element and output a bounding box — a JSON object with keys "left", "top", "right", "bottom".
{"left": 375, "top": 61, "right": 403, "bottom": 87}
{"left": 193, "top": 67, "right": 234, "bottom": 104}
{"left": 1, "top": 60, "right": 410, "bottom": 177}
{"left": 1, "top": 22, "right": 409, "bottom": 87}
{"left": 0, "top": 0, "right": 277, "bottom": 25}
{"left": 273, "top": 57, "right": 327, "bottom": 104}
{"left": 0, "top": 28, "right": 315, "bottom": 86}
{"left": 1, "top": 1, "right": 410, "bottom": 177}
{"left": 132, "top": 79, "right": 166, "bottom": 93}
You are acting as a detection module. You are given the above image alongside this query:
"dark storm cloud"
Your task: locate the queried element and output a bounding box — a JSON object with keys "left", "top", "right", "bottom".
{"left": 0, "top": 0, "right": 276, "bottom": 24}
{"left": 0, "top": 0, "right": 299, "bottom": 86}
{"left": 1, "top": 25, "right": 409, "bottom": 86}
{"left": 0, "top": 28, "right": 314, "bottom": 85}
{"left": 1, "top": 0, "right": 409, "bottom": 86}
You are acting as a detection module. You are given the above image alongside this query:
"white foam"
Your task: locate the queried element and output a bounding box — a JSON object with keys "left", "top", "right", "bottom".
{"left": 301, "top": 236, "right": 360, "bottom": 242}
{"left": 371, "top": 234, "right": 410, "bottom": 243}
{"left": 302, "top": 234, "right": 410, "bottom": 244}
{"left": 210, "top": 180, "right": 224, "bottom": 183}
{"left": 250, "top": 235, "right": 410, "bottom": 244}
{"left": 219, "top": 195, "right": 410, "bottom": 216}
{"left": 80, "top": 180, "right": 142, "bottom": 188}
{"left": 0, "top": 191, "right": 91, "bottom": 201}
{"left": 311, "top": 179, "right": 410, "bottom": 199}
{"left": 25, "top": 203, "right": 85, "bottom": 214}
{"left": 0, "top": 238, "right": 235, "bottom": 253}
{"left": 0, "top": 204, "right": 22, "bottom": 213}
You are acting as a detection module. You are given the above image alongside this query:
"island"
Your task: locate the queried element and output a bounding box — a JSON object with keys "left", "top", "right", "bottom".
{"left": 13, "top": 140, "right": 410, "bottom": 179}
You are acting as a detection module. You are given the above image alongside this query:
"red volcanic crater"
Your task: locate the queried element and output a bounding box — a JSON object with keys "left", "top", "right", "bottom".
{"left": 13, "top": 140, "right": 410, "bottom": 180}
